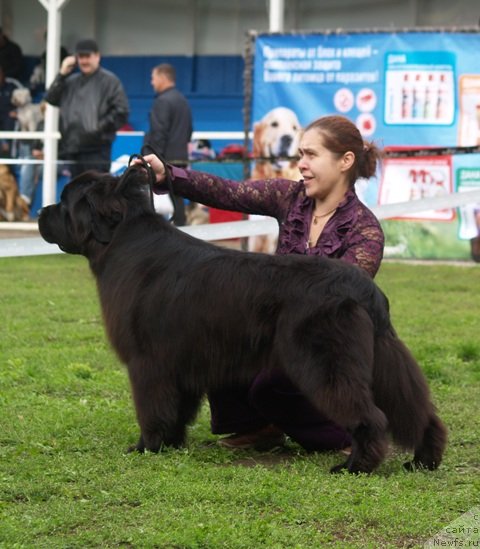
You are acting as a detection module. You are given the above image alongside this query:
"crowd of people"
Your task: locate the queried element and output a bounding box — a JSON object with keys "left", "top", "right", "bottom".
{"left": 0, "top": 29, "right": 194, "bottom": 223}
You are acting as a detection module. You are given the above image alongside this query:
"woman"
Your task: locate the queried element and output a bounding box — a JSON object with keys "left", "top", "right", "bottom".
{"left": 142, "top": 114, "right": 384, "bottom": 453}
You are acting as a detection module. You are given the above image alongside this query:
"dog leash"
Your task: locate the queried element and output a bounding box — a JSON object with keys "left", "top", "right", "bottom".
{"left": 126, "top": 153, "right": 156, "bottom": 212}
{"left": 140, "top": 144, "right": 178, "bottom": 224}
{"left": 123, "top": 149, "right": 177, "bottom": 224}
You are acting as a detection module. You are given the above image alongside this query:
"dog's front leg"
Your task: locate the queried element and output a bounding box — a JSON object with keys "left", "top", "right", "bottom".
{"left": 127, "top": 433, "right": 146, "bottom": 454}
{"left": 127, "top": 361, "right": 185, "bottom": 453}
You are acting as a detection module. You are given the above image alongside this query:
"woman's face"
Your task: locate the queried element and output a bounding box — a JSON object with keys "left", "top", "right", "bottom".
{"left": 297, "top": 128, "right": 350, "bottom": 200}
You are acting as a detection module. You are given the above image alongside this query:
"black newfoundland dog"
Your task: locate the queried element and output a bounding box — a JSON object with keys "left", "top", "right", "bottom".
{"left": 38, "top": 165, "right": 447, "bottom": 474}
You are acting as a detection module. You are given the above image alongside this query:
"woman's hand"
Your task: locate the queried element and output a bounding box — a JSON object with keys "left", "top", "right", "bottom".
{"left": 141, "top": 154, "right": 166, "bottom": 183}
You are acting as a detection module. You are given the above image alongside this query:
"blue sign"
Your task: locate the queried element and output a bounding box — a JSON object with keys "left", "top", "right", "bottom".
{"left": 253, "top": 31, "right": 480, "bottom": 147}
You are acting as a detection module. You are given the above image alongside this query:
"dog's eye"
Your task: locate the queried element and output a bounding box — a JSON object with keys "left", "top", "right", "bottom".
{"left": 270, "top": 121, "right": 279, "bottom": 128}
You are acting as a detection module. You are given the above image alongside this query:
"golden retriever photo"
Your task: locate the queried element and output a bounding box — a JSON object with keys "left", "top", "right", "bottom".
{"left": 250, "top": 106, "right": 301, "bottom": 253}
{"left": 252, "top": 106, "right": 301, "bottom": 180}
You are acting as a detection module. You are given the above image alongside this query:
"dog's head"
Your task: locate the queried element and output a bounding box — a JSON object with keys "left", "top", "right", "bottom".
{"left": 253, "top": 107, "right": 301, "bottom": 159}
{"left": 11, "top": 88, "right": 32, "bottom": 108}
{"left": 38, "top": 167, "right": 154, "bottom": 257}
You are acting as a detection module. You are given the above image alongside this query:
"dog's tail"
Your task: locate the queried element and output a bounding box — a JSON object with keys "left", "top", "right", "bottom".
{"left": 372, "top": 327, "right": 447, "bottom": 467}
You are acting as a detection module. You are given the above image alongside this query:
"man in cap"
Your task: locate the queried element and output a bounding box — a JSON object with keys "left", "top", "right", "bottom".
{"left": 45, "top": 38, "right": 129, "bottom": 177}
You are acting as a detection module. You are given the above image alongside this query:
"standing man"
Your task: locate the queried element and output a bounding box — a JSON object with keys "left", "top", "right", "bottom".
{"left": 143, "top": 63, "right": 192, "bottom": 226}
{"left": 45, "top": 39, "right": 129, "bottom": 178}
{"left": 0, "top": 63, "right": 22, "bottom": 158}
{"left": 0, "top": 28, "right": 24, "bottom": 79}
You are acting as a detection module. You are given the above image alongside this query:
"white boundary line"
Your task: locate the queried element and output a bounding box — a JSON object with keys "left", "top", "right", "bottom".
{"left": 1, "top": 189, "right": 480, "bottom": 258}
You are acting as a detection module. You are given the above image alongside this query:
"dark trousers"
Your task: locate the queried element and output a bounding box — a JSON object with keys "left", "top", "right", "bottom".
{"left": 170, "top": 193, "right": 186, "bottom": 226}
{"left": 170, "top": 162, "right": 187, "bottom": 226}
{"left": 66, "top": 144, "right": 112, "bottom": 178}
{"left": 209, "top": 369, "right": 351, "bottom": 451}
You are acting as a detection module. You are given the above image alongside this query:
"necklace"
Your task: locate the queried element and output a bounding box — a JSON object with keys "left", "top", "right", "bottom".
{"left": 312, "top": 207, "right": 337, "bottom": 225}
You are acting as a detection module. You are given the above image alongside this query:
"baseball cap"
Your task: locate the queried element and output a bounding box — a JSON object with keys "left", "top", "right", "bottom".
{"left": 75, "top": 39, "right": 99, "bottom": 54}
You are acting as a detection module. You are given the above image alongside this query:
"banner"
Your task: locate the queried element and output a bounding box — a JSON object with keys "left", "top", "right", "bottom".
{"left": 379, "top": 155, "right": 454, "bottom": 221}
{"left": 251, "top": 30, "right": 480, "bottom": 258}
{"left": 253, "top": 30, "right": 480, "bottom": 147}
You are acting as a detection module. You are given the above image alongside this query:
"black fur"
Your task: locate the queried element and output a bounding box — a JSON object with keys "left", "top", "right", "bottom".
{"left": 38, "top": 167, "right": 447, "bottom": 473}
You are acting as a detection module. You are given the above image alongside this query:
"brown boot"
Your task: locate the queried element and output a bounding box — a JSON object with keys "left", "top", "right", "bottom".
{"left": 471, "top": 237, "right": 480, "bottom": 263}
{"left": 217, "top": 424, "right": 286, "bottom": 451}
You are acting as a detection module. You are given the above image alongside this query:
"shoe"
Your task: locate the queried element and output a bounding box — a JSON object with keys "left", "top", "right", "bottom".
{"left": 217, "top": 424, "right": 286, "bottom": 451}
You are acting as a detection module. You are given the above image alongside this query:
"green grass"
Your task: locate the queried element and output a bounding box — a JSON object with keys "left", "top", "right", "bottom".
{"left": 1, "top": 255, "right": 479, "bottom": 548}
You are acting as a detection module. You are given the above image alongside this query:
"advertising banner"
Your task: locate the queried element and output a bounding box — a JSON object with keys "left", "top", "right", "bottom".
{"left": 253, "top": 31, "right": 480, "bottom": 147}
{"left": 251, "top": 30, "right": 480, "bottom": 258}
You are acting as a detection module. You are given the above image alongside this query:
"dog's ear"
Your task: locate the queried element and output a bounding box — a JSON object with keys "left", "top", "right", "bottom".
{"left": 253, "top": 121, "right": 265, "bottom": 159}
{"left": 67, "top": 169, "right": 153, "bottom": 247}
{"left": 67, "top": 173, "right": 124, "bottom": 245}
{"left": 67, "top": 189, "right": 116, "bottom": 245}
{"left": 86, "top": 194, "right": 120, "bottom": 243}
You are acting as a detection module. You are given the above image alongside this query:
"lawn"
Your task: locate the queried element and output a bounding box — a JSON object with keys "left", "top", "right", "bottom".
{"left": 1, "top": 255, "right": 479, "bottom": 548}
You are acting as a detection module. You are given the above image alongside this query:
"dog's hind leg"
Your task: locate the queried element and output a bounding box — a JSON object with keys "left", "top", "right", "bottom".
{"left": 372, "top": 329, "right": 447, "bottom": 471}
{"left": 403, "top": 413, "right": 448, "bottom": 471}
{"left": 329, "top": 405, "right": 388, "bottom": 474}
{"left": 283, "top": 300, "right": 389, "bottom": 474}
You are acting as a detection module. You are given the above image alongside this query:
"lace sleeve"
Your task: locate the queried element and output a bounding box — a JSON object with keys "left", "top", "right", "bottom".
{"left": 342, "top": 224, "right": 385, "bottom": 278}
{"left": 164, "top": 167, "right": 301, "bottom": 219}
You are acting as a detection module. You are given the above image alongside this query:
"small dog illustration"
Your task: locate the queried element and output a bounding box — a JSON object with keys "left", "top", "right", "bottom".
{"left": 250, "top": 107, "right": 301, "bottom": 253}
{"left": 11, "top": 88, "right": 44, "bottom": 132}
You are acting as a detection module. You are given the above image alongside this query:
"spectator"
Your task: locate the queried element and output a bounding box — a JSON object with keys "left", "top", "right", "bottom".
{"left": 143, "top": 63, "right": 192, "bottom": 226}
{"left": 0, "top": 27, "right": 24, "bottom": 80}
{"left": 30, "top": 31, "right": 69, "bottom": 95}
{"left": 0, "top": 63, "right": 22, "bottom": 158}
{"left": 17, "top": 101, "right": 46, "bottom": 209}
{"left": 45, "top": 38, "right": 129, "bottom": 177}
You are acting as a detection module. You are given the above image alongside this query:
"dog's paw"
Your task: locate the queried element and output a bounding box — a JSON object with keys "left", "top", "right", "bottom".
{"left": 330, "top": 461, "right": 349, "bottom": 474}
{"left": 403, "top": 459, "right": 438, "bottom": 472}
{"left": 3, "top": 210, "right": 14, "bottom": 222}
{"left": 403, "top": 460, "right": 416, "bottom": 471}
{"left": 126, "top": 444, "right": 145, "bottom": 454}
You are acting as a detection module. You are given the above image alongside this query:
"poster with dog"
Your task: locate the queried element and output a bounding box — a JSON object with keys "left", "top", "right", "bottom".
{"left": 249, "top": 106, "right": 301, "bottom": 253}
{"left": 251, "top": 30, "right": 480, "bottom": 258}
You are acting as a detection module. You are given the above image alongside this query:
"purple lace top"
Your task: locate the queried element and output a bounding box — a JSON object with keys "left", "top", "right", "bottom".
{"left": 156, "top": 166, "right": 385, "bottom": 278}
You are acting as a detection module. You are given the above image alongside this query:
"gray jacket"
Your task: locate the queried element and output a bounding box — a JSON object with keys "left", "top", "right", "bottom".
{"left": 45, "top": 67, "right": 129, "bottom": 154}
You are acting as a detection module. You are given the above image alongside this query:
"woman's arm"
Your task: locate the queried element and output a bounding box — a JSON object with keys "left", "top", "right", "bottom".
{"left": 341, "top": 223, "right": 384, "bottom": 278}
{"left": 142, "top": 154, "right": 301, "bottom": 219}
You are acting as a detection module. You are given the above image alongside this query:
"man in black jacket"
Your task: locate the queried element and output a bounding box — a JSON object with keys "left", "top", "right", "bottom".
{"left": 143, "top": 63, "right": 192, "bottom": 225}
{"left": 0, "top": 28, "right": 24, "bottom": 79}
{"left": 45, "top": 39, "right": 129, "bottom": 178}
